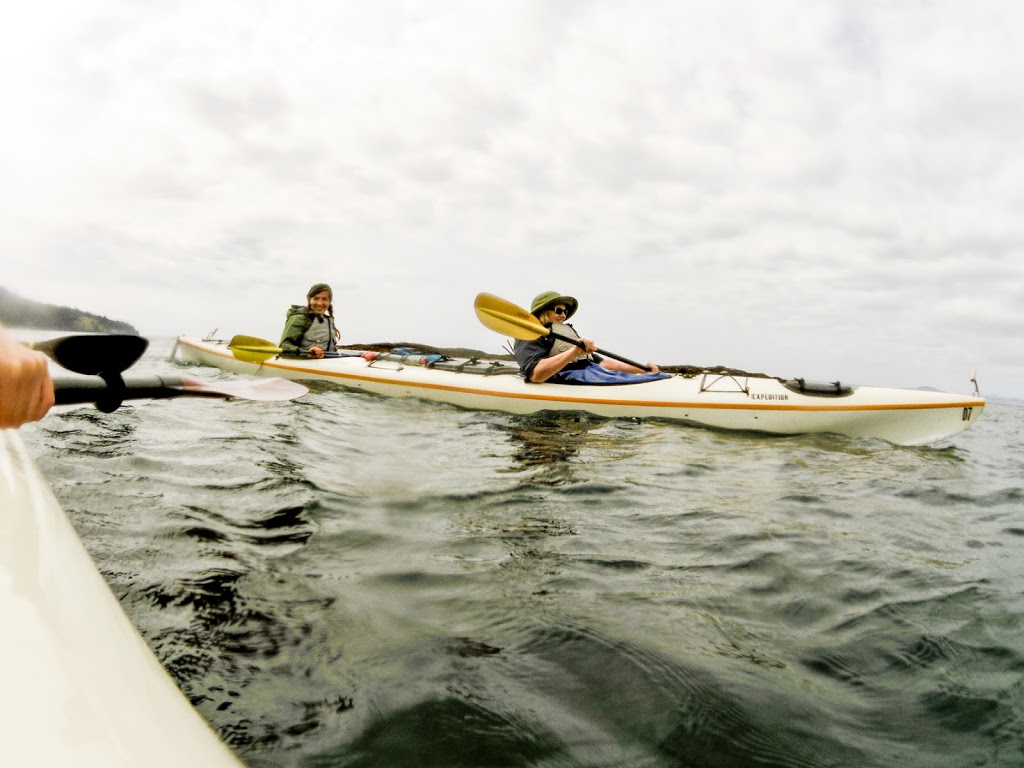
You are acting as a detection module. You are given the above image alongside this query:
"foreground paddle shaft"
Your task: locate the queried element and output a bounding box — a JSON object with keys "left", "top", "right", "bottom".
{"left": 54, "top": 374, "right": 308, "bottom": 409}
{"left": 473, "top": 292, "right": 652, "bottom": 372}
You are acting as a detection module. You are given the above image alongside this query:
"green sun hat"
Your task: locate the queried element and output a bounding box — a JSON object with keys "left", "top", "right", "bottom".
{"left": 529, "top": 291, "right": 578, "bottom": 319}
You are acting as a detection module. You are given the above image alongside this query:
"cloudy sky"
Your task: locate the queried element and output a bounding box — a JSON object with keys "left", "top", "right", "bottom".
{"left": 2, "top": 1, "right": 1022, "bottom": 396}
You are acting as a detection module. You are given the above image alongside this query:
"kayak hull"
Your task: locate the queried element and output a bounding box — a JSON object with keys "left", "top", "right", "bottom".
{"left": 0, "top": 429, "right": 243, "bottom": 767}
{"left": 174, "top": 336, "right": 984, "bottom": 446}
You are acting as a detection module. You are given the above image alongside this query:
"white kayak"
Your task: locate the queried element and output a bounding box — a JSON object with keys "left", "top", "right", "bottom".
{"left": 0, "top": 428, "right": 244, "bottom": 767}
{"left": 174, "top": 335, "right": 984, "bottom": 446}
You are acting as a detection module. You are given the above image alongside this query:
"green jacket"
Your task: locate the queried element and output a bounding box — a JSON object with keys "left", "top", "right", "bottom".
{"left": 279, "top": 305, "right": 337, "bottom": 357}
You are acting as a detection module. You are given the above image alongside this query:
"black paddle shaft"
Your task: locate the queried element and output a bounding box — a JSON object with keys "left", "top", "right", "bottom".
{"left": 53, "top": 375, "right": 190, "bottom": 412}
{"left": 548, "top": 330, "right": 652, "bottom": 373}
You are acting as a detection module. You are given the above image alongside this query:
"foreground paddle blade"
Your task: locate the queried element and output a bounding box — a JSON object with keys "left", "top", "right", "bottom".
{"left": 31, "top": 335, "right": 149, "bottom": 376}
{"left": 180, "top": 376, "right": 308, "bottom": 401}
{"left": 474, "top": 293, "right": 548, "bottom": 341}
{"left": 228, "top": 334, "right": 282, "bottom": 363}
{"left": 53, "top": 374, "right": 307, "bottom": 407}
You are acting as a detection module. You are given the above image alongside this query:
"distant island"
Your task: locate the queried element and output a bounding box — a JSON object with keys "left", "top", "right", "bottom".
{"left": 0, "top": 286, "right": 138, "bottom": 335}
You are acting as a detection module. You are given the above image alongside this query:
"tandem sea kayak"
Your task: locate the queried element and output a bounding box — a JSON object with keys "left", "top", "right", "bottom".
{"left": 0, "top": 428, "right": 244, "bottom": 767}
{"left": 173, "top": 335, "right": 984, "bottom": 446}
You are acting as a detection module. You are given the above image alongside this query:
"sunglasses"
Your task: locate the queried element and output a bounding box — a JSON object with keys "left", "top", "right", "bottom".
{"left": 551, "top": 306, "right": 568, "bottom": 316}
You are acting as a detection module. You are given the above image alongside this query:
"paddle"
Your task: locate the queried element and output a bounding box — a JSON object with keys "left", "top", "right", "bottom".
{"left": 27, "top": 334, "right": 307, "bottom": 412}
{"left": 227, "top": 334, "right": 284, "bottom": 363}
{"left": 31, "top": 335, "right": 149, "bottom": 377}
{"left": 473, "top": 292, "right": 653, "bottom": 372}
{"left": 54, "top": 374, "right": 308, "bottom": 409}
{"left": 228, "top": 335, "right": 353, "bottom": 361}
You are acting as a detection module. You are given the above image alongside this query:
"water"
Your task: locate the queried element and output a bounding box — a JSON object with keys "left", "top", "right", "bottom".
{"left": 19, "top": 337, "right": 1024, "bottom": 767}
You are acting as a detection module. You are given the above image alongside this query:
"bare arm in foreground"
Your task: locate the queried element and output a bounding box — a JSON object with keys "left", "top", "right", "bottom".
{"left": 0, "top": 325, "right": 55, "bottom": 429}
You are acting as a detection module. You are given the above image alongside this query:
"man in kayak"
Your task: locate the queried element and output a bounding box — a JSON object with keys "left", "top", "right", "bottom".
{"left": 0, "top": 324, "right": 54, "bottom": 428}
{"left": 513, "top": 291, "right": 669, "bottom": 385}
{"left": 279, "top": 283, "right": 341, "bottom": 359}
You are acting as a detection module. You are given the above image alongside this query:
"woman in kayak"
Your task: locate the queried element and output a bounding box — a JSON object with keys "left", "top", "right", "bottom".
{"left": 279, "top": 283, "right": 341, "bottom": 359}
{"left": 513, "top": 291, "right": 668, "bottom": 385}
{"left": 0, "top": 324, "right": 54, "bottom": 428}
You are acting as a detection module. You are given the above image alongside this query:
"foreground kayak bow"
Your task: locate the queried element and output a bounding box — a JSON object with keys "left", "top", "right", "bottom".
{"left": 0, "top": 430, "right": 246, "bottom": 766}
{"left": 54, "top": 374, "right": 308, "bottom": 410}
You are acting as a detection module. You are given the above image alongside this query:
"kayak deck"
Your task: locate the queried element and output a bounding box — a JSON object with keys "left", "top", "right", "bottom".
{"left": 173, "top": 335, "right": 985, "bottom": 446}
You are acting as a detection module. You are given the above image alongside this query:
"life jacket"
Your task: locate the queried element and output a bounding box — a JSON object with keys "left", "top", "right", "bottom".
{"left": 301, "top": 314, "right": 335, "bottom": 353}
{"left": 547, "top": 322, "right": 592, "bottom": 362}
{"left": 284, "top": 305, "right": 337, "bottom": 354}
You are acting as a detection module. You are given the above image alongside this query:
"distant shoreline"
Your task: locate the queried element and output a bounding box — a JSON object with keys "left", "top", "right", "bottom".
{"left": 0, "top": 286, "right": 138, "bottom": 335}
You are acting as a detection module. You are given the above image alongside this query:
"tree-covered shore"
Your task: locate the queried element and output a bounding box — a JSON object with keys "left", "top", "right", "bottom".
{"left": 0, "top": 286, "right": 138, "bottom": 335}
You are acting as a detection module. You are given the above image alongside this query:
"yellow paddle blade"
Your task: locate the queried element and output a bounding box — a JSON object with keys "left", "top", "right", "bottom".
{"left": 228, "top": 334, "right": 282, "bottom": 363}
{"left": 473, "top": 293, "right": 549, "bottom": 341}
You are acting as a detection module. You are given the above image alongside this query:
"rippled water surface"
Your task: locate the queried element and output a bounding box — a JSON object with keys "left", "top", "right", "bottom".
{"left": 20, "top": 338, "right": 1024, "bottom": 767}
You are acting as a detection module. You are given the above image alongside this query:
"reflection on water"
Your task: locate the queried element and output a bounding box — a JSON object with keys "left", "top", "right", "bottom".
{"left": 41, "top": 405, "right": 140, "bottom": 456}
{"left": 496, "top": 412, "right": 651, "bottom": 497}
{"left": 17, "top": 338, "right": 1024, "bottom": 768}
{"left": 499, "top": 411, "right": 599, "bottom": 470}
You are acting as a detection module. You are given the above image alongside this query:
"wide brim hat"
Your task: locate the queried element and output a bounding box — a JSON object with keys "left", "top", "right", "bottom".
{"left": 530, "top": 291, "right": 578, "bottom": 319}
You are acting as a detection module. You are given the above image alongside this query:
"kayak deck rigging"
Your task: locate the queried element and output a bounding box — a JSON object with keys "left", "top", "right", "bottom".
{"left": 363, "top": 349, "right": 522, "bottom": 376}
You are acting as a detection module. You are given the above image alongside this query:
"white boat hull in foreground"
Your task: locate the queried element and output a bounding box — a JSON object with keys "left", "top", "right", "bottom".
{"left": 174, "top": 335, "right": 984, "bottom": 446}
{"left": 0, "top": 429, "right": 243, "bottom": 767}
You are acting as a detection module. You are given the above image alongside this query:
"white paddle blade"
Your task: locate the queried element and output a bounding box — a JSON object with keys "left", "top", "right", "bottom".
{"left": 181, "top": 376, "right": 308, "bottom": 401}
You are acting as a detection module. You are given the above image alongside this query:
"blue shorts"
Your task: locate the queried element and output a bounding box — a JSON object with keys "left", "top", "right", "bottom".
{"left": 547, "top": 363, "right": 672, "bottom": 386}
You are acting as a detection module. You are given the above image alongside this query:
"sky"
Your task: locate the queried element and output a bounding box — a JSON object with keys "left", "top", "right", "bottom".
{"left": 2, "top": 0, "right": 1022, "bottom": 397}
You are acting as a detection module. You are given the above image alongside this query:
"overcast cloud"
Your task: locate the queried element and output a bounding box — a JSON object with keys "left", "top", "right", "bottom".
{"left": 2, "top": 0, "right": 1022, "bottom": 396}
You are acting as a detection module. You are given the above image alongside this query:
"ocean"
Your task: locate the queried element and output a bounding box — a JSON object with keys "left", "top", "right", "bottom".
{"left": 20, "top": 336, "right": 1024, "bottom": 767}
